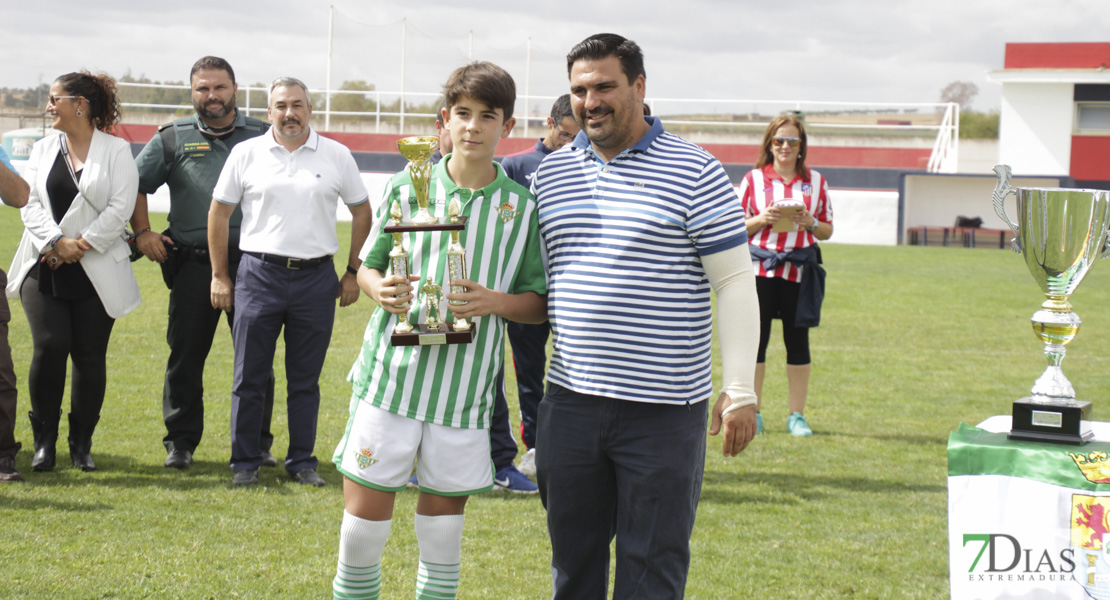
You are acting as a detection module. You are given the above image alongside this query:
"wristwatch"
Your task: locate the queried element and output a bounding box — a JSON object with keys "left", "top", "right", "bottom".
{"left": 805, "top": 219, "right": 819, "bottom": 232}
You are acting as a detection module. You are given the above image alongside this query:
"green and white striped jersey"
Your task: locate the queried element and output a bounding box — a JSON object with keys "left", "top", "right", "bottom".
{"left": 349, "top": 157, "right": 546, "bottom": 429}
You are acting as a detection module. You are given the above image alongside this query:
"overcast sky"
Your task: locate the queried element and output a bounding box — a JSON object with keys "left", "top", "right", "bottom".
{"left": 5, "top": 0, "right": 1110, "bottom": 114}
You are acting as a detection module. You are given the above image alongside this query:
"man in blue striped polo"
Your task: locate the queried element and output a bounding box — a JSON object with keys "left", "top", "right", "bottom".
{"left": 532, "top": 33, "right": 761, "bottom": 599}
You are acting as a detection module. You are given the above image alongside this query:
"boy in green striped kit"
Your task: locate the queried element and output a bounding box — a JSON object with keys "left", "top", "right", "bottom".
{"left": 331, "top": 61, "right": 547, "bottom": 600}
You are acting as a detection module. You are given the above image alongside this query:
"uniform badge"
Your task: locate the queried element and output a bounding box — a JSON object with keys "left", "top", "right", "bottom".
{"left": 354, "top": 448, "right": 379, "bottom": 469}
{"left": 497, "top": 201, "right": 519, "bottom": 224}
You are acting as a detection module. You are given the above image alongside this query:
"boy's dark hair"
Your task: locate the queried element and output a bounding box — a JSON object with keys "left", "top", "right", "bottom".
{"left": 566, "top": 33, "right": 645, "bottom": 84}
{"left": 190, "top": 56, "right": 236, "bottom": 84}
{"left": 550, "top": 94, "right": 573, "bottom": 123}
{"left": 442, "top": 61, "right": 516, "bottom": 120}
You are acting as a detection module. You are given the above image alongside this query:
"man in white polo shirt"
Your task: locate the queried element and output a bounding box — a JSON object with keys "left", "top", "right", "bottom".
{"left": 208, "top": 76, "right": 371, "bottom": 487}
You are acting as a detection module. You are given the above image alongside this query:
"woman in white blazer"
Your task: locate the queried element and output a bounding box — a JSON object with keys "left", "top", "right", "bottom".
{"left": 6, "top": 71, "right": 140, "bottom": 472}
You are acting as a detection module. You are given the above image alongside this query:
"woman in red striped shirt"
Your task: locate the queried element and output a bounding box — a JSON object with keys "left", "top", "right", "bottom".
{"left": 738, "top": 113, "right": 833, "bottom": 437}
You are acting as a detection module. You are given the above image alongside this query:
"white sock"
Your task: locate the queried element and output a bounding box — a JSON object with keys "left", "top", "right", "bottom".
{"left": 414, "top": 513, "right": 464, "bottom": 600}
{"left": 333, "top": 511, "right": 391, "bottom": 600}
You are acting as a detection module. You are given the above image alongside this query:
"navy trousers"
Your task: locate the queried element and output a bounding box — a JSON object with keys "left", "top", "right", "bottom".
{"left": 489, "top": 367, "right": 517, "bottom": 472}
{"left": 229, "top": 254, "right": 336, "bottom": 474}
{"left": 537, "top": 382, "right": 707, "bottom": 600}
{"left": 506, "top": 320, "right": 548, "bottom": 449}
{"left": 488, "top": 320, "right": 550, "bottom": 470}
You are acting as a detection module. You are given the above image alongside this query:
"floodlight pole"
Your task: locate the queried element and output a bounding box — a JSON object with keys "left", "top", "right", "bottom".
{"left": 325, "top": 4, "right": 334, "bottom": 131}
{"left": 524, "top": 37, "right": 532, "bottom": 138}
{"left": 406, "top": 17, "right": 410, "bottom": 133}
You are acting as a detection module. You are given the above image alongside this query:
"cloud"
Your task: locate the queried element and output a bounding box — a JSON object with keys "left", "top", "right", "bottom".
{"left": 4, "top": 0, "right": 1110, "bottom": 115}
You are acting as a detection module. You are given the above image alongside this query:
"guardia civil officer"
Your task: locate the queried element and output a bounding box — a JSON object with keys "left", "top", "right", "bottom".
{"left": 131, "top": 56, "right": 277, "bottom": 470}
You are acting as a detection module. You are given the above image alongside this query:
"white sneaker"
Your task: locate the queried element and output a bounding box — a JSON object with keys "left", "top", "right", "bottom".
{"left": 517, "top": 448, "right": 536, "bottom": 479}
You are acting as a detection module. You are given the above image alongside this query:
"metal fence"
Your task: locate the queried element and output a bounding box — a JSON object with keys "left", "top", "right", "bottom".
{"left": 115, "top": 81, "right": 960, "bottom": 173}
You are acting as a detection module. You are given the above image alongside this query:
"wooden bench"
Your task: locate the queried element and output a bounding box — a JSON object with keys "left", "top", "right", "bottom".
{"left": 907, "top": 226, "right": 1009, "bottom": 249}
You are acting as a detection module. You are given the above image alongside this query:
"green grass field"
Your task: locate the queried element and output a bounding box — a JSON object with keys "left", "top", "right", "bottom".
{"left": 3, "top": 206, "right": 1109, "bottom": 599}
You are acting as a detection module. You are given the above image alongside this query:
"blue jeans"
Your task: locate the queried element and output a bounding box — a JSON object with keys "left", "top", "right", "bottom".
{"left": 537, "top": 382, "right": 707, "bottom": 600}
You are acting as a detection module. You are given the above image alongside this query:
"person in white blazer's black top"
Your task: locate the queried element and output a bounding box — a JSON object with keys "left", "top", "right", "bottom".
{"left": 6, "top": 71, "right": 140, "bottom": 472}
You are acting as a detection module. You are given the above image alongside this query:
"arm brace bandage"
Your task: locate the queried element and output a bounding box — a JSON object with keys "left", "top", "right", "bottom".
{"left": 702, "top": 243, "right": 760, "bottom": 413}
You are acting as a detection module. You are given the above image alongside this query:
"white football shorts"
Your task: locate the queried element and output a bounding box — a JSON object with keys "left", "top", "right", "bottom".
{"left": 334, "top": 401, "right": 494, "bottom": 495}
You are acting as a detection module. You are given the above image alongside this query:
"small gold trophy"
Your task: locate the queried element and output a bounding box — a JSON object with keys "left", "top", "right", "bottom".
{"left": 423, "top": 282, "right": 444, "bottom": 329}
{"left": 384, "top": 136, "right": 472, "bottom": 346}
{"left": 446, "top": 198, "right": 471, "bottom": 332}
{"left": 388, "top": 199, "right": 413, "bottom": 335}
{"left": 398, "top": 136, "right": 439, "bottom": 226}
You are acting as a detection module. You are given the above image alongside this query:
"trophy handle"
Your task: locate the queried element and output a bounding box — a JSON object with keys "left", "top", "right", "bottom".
{"left": 992, "top": 164, "right": 1021, "bottom": 254}
{"left": 1101, "top": 192, "right": 1110, "bottom": 260}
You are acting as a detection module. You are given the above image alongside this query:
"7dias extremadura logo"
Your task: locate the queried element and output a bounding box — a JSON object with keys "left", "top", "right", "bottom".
{"left": 961, "top": 494, "right": 1110, "bottom": 599}
{"left": 962, "top": 534, "right": 1076, "bottom": 583}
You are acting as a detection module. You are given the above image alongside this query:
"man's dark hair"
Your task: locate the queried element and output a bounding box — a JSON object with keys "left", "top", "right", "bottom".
{"left": 434, "top": 98, "right": 447, "bottom": 127}
{"left": 550, "top": 94, "right": 573, "bottom": 123}
{"left": 190, "top": 56, "right": 236, "bottom": 84}
{"left": 442, "top": 61, "right": 516, "bottom": 121}
{"left": 566, "top": 33, "right": 645, "bottom": 84}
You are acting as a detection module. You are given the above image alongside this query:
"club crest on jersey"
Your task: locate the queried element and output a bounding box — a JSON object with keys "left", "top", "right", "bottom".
{"left": 354, "top": 448, "right": 379, "bottom": 469}
{"left": 497, "top": 201, "right": 519, "bottom": 223}
{"left": 802, "top": 183, "right": 813, "bottom": 196}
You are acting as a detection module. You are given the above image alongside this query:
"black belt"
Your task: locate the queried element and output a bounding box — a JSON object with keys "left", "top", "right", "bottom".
{"left": 244, "top": 251, "right": 332, "bottom": 270}
{"left": 172, "top": 244, "right": 213, "bottom": 264}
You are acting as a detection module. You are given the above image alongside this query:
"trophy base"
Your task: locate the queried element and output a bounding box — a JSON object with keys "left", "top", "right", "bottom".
{"left": 1008, "top": 398, "right": 1093, "bottom": 445}
{"left": 391, "top": 324, "right": 473, "bottom": 346}
{"left": 384, "top": 216, "right": 467, "bottom": 234}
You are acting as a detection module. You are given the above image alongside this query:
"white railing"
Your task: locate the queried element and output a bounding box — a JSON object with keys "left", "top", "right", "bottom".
{"left": 927, "top": 102, "right": 961, "bottom": 173}
{"left": 115, "top": 82, "right": 959, "bottom": 173}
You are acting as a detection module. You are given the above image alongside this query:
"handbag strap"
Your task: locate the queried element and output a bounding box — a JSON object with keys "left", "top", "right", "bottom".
{"left": 58, "top": 133, "right": 82, "bottom": 190}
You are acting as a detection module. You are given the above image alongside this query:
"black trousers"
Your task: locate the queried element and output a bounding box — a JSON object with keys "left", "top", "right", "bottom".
{"left": 756, "top": 275, "right": 811, "bottom": 365}
{"left": 162, "top": 258, "right": 274, "bottom": 454}
{"left": 20, "top": 273, "right": 114, "bottom": 442}
{"left": 537, "top": 383, "right": 707, "bottom": 600}
{"left": 0, "top": 270, "right": 20, "bottom": 458}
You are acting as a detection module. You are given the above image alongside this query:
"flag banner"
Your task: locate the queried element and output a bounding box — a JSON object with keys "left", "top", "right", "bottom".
{"left": 949, "top": 423, "right": 1110, "bottom": 599}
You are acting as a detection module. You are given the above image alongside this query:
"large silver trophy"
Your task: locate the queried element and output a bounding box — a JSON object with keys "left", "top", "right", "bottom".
{"left": 992, "top": 165, "right": 1110, "bottom": 444}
